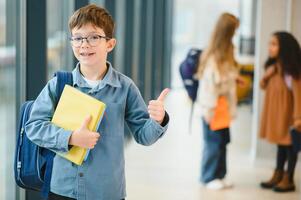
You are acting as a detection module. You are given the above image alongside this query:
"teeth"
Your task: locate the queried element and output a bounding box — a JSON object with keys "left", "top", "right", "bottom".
{"left": 81, "top": 53, "right": 93, "bottom": 56}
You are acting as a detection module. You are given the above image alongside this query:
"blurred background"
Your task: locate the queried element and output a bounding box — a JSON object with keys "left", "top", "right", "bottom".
{"left": 0, "top": 0, "right": 300, "bottom": 199}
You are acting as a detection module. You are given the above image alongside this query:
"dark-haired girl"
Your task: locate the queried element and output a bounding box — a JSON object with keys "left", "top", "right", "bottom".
{"left": 259, "top": 31, "right": 301, "bottom": 192}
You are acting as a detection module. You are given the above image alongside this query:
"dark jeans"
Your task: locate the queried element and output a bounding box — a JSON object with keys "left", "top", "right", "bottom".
{"left": 201, "top": 120, "right": 230, "bottom": 183}
{"left": 48, "top": 192, "right": 125, "bottom": 200}
{"left": 276, "top": 145, "right": 298, "bottom": 180}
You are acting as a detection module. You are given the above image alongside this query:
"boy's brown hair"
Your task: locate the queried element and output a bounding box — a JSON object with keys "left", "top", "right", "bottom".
{"left": 68, "top": 4, "right": 115, "bottom": 38}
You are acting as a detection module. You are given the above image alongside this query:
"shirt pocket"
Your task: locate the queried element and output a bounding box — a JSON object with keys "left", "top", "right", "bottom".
{"left": 98, "top": 102, "right": 124, "bottom": 138}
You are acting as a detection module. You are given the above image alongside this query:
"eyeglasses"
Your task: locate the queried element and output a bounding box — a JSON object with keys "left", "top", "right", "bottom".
{"left": 70, "top": 34, "right": 111, "bottom": 47}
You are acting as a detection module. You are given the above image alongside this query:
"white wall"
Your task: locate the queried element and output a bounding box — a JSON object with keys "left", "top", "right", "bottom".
{"left": 292, "top": 0, "right": 301, "bottom": 42}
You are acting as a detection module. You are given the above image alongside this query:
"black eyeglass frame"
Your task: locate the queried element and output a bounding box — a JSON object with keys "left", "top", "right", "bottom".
{"left": 69, "top": 34, "right": 111, "bottom": 47}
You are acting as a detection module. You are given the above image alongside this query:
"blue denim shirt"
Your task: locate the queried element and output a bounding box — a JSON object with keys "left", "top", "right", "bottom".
{"left": 25, "top": 63, "right": 169, "bottom": 200}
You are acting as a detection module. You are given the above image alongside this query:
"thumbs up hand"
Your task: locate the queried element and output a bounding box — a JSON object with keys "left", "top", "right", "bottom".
{"left": 69, "top": 115, "right": 100, "bottom": 149}
{"left": 148, "top": 88, "right": 170, "bottom": 124}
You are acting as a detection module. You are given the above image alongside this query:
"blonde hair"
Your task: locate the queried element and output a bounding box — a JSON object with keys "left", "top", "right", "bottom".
{"left": 196, "top": 13, "right": 239, "bottom": 78}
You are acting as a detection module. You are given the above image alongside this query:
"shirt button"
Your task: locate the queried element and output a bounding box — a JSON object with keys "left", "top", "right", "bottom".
{"left": 79, "top": 173, "right": 84, "bottom": 177}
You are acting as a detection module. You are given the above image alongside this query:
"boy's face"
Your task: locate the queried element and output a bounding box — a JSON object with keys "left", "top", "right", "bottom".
{"left": 71, "top": 23, "right": 116, "bottom": 69}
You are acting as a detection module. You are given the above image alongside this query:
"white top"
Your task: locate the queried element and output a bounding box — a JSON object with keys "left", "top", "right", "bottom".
{"left": 198, "top": 56, "right": 239, "bottom": 121}
{"left": 82, "top": 75, "right": 101, "bottom": 88}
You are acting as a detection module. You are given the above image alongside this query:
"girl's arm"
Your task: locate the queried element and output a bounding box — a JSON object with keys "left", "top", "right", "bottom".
{"left": 292, "top": 78, "right": 301, "bottom": 131}
{"left": 260, "top": 65, "right": 276, "bottom": 89}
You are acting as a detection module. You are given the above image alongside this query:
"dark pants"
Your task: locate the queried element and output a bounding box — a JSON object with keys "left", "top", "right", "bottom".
{"left": 47, "top": 192, "right": 75, "bottom": 200}
{"left": 48, "top": 192, "right": 125, "bottom": 200}
{"left": 276, "top": 145, "right": 298, "bottom": 180}
{"left": 201, "top": 120, "right": 230, "bottom": 183}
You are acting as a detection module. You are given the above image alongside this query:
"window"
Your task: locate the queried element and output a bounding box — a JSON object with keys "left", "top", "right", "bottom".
{"left": 0, "top": 0, "right": 17, "bottom": 199}
{"left": 172, "top": 0, "right": 240, "bottom": 88}
{"left": 47, "top": 0, "right": 74, "bottom": 79}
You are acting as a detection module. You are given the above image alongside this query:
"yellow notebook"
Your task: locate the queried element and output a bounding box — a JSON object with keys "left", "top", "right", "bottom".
{"left": 51, "top": 85, "right": 106, "bottom": 165}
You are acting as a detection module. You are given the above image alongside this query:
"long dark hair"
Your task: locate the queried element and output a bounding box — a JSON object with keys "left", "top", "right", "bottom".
{"left": 265, "top": 31, "right": 301, "bottom": 79}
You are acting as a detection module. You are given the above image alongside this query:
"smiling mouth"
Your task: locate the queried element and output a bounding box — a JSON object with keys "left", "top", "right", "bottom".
{"left": 80, "top": 52, "right": 95, "bottom": 57}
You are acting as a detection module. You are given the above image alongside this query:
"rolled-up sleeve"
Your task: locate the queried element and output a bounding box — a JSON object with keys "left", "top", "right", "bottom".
{"left": 125, "top": 82, "right": 168, "bottom": 146}
{"left": 25, "top": 77, "right": 72, "bottom": 153}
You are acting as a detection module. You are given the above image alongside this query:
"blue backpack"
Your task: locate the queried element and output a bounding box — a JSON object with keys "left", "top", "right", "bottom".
{"left": 14, "top": 71, "right": 73, "bottom": 198}
{"left": 179, "top": 48, "right": 202, "bottom": 102}
{"left": 179, "top": 48, "right": 202, "bottom": 133}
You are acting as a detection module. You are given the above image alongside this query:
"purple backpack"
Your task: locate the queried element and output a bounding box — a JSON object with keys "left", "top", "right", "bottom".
{"left": 179, "top": 48, "right": 202, "bottom": 133}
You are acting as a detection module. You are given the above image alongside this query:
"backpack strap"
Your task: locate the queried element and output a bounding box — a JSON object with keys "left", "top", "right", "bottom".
{"left": 55, "top": 71, "right": 73, "bottom": 102}
{"left": 41, "top": 71, "right": 73, "bottom": 198}
{"left": 41, "top": 150, "right": 55, "bottom": 198}
{"left": 188, "top": 103, "right": 195, "bottom": 134}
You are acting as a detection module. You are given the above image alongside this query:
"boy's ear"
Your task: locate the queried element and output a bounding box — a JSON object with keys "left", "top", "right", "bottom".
{"left": 106, "top": 38, "right": 116, "bottom": 53}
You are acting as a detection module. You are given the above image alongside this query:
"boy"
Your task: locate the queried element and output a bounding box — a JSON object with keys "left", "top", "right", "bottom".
{"left": 26, "top": 4, "right": 169, "bottom": 200}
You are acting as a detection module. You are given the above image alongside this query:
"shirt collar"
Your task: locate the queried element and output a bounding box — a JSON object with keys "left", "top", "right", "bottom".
{"left": 72, "top": 62, "right": 121, "bottom": 88}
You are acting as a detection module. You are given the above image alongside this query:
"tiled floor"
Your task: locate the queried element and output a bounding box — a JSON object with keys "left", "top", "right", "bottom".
{"left": 125, "top": 89, "right": 301, "bottom": 200}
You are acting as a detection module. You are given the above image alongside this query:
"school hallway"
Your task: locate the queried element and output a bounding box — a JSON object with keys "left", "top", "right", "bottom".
{"left": 2, "top": 0, "right": 301, "bottom": 199}
{"left": 125, "top": 89, "right": 301, "bottom": 200}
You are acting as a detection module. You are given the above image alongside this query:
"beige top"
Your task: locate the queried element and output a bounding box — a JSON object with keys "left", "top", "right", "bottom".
{"left": 198, "top": 57, "right": 239, "bottom": 121}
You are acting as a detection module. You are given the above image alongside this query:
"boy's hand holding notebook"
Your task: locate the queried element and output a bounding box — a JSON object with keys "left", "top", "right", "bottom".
{"left": 51, "top": 85, "right": 106, "bottom": 165}
{"left": 69, "top": 115, "right": 100, "bottom": 149}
